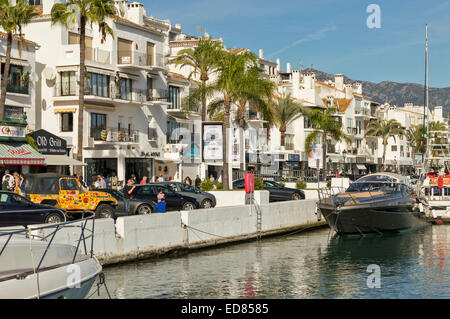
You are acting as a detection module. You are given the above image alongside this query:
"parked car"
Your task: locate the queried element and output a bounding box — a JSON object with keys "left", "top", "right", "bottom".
{"left": 130, "top": 184, "right": 200, "bottom": 211}
{"left": 233, "top": 179, "right": 305, "bottom": 202}
{"left": 96, "top": 188, "right": 156, "bottom": 217}
{"left": 25, "top": 173, "right": 118, "bottom": 219}
{"left": 0, "top": 191, "right": 67, "bottom": 227}
{"left": 154, "top": 182, "right": 216, "bottom": 209}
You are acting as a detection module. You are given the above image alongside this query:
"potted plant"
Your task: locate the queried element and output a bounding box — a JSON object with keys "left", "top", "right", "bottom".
{"left": 22, "top": 72, "right": 30, "bottom": 87}
{"left": 100, "top": 130, "right": 108, "bottom": 141}
{"left": 118, "top": 130, "right": 125, "bottom": 142}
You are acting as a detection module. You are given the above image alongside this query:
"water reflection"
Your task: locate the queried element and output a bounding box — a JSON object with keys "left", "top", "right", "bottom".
{"left": 90, "top": 226, "right": 450, "bottom": 299}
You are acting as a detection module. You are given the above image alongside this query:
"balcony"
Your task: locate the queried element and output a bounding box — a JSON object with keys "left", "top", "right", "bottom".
{"left": 146, "top": 88, "right": 170, "bottom": 102}
{"left": 346, "top": 127, "right": 357, "bottom": 135}
{"left": 91, "top": 128, "right": 139, "bottom": 144}
{"left": 61, "top": 45, "right": 111, "bottom": 66}
{"left": 354, "top": 107, "right": 372, "bottom": 118}
{"left": 117, "top": 51, "right": 165, "bottom": 70}
{"left": 6, "top": 83, "right": 28, "bottom": 95}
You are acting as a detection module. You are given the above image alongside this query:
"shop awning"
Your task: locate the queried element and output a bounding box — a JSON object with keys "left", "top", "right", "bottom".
{"left": 43, "top": 154, "right": 87, "bottom": 166}
{"left": 0, "top": 142, "right": 45, "bottom": 165}
{"left": 356, "top": 164, "right": 367, "bottom": 170}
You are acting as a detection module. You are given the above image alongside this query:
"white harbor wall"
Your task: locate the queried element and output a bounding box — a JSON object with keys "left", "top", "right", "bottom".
{"left": 208, "top": 190, "right": 270, "bottom": 207}
{"left": 17, "top": 199, "right": 325, "bottom": 266}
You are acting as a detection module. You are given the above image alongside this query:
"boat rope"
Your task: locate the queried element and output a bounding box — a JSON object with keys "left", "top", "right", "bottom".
{"left": 184, "top": 225, "right": 231, "bottom": 240}
{"left": 86, "top": 272, "right": 112, "bottom": 299}
{"left": 27, "top": 228, "right": 40, "bottom": 299}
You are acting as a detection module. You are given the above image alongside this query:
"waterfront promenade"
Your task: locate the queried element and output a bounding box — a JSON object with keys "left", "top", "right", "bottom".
{"left": 26, "top": 195, "right": 325, "bottom": 266}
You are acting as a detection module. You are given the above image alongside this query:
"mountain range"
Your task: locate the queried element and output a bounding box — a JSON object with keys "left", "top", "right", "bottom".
{"left": 303, "top": 68, "right": 450, "bottom": 117}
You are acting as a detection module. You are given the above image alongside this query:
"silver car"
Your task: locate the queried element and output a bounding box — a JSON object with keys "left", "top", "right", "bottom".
{"left": 155, "top": 182, "right": 217, "bottom": 209}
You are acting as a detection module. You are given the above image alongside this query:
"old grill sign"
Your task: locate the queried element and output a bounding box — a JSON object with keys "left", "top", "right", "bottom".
{"left": 27, "top": 129, "right": 67, "bottom": 155}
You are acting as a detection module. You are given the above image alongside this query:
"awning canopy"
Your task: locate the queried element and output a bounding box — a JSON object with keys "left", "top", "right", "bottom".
{"left": 43, "top": 154, "right": 87, "bottom": 166}
{"left": 0, "top": 142, "right": 45, "bottom": 165}
{"left": 356, "top": 164, "right": 367, "bottom": 170}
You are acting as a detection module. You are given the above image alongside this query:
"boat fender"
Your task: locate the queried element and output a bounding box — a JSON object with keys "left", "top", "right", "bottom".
{"left": 435, "top": 219, "right": 444, "bottom": 226}
{"left": 315, "top": 207, "right": 322, "bottom": 222}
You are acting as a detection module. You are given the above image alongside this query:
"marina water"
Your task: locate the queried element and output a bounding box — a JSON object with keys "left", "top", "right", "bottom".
{"left": 90, "top": 225, "right": 450, "bottom": 299}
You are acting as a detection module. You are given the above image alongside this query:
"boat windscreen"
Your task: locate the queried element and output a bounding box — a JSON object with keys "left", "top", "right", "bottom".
{"left": 346, "top": 182, "right": 405, "bottom": 193}
{"left": 355, "top": 175, "right": 398, "bottom": 183}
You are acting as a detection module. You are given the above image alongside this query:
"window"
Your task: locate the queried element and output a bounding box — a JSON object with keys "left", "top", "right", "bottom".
{"left": 147, "top": 42, "right": 154, "bottom": 66}
{"left": 87, "top": 72, "right": 109, "bottom": 97}
{"left": 167, "top": 121, "right": 181, "bottom": 144}
{"left": 137, "top": 185, "right": 156, "bottom": 195}
{"left": 90, "top": 113, "right": 106, "bottom": 140}
{"left": 60, "top": 71, "right": 77, "bottom": 96}
{"left": 118, "top": 38, "right": 132, "bottom": 64}
{"left": 392, "top": 145, "right": 397, "bottom": 152}
{"left": 29, "top": 0, "right": 41, "bottom": 5}
{"left": 68, "top": 32, "right": 93, "bottom": 60}
{"left": 60, "top": 179, "right": 80, "bottom": 191}
{"left": 4, "top": 106, "right": 23, "bottom": 121}
{"left": 285, "top": 135, "right": 294, "bottom": 151}
{"left": 61, "top": 112, "right": 73, "bottom": 132}
{"left": 119, "top": 78, "right": 132, "bottom": 100}
{"left": 146, "top": 77, "right": 153, "bottom": 100}
{"left": 168, "top": 86, "right": 180, "bottom": 110}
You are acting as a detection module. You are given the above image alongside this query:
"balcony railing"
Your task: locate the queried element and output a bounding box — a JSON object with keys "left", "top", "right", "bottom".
{"left": 147, "top": 88, "right": 169, "bottom": 102}
{"left": 92, "top": 128, "right": 139, "bottom": 143}
{"left": 118, "top": 51, "right": 165, "bottom": 68}
{"left": 6, "top": 83, "right": 28, "bottom": 95}
{"left": 147, "top": 127, "right": 158, "bottom": 141}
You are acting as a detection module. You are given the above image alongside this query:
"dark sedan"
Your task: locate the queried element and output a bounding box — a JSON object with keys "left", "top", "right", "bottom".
{"left": 154, "top": 182, "right": 217, "bottom": 209}
{"left": 94, "top": 188, "right": 156, "bottom": 218}
{"left": 0, "top": 191, "right": 66, "bottom": 227}
{"left": 130, "top": 184, "right": 200, "bottom": 211}
{"left": 232, "top": 179, "right": 305, "bottom": 202}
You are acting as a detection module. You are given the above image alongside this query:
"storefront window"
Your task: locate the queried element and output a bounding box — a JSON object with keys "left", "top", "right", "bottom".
{"left": 85, "top": 158, "right": 118, "bottom": 187}
{"left": 125, "top": 158, "right": 153, "bottom": 183}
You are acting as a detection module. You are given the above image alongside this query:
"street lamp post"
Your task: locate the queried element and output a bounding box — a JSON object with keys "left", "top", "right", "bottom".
{"left": 343, "top": 150, "right": 347, "bottom": 174}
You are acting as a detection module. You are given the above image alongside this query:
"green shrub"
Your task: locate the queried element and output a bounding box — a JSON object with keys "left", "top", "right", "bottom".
{"left": 296, "top": 179, "right": 307, "bottom": 190}
{"left": 200, "top": 179, "right": 215, "bottom": 191}
{"left": 279, "top": 181, "right": 286, "bottom": 187}
{"left": 255, "top": 178, "right": 264, "bottom": 190}
{"left": 327, "top": 180, "right": 331, "bottom": 189}
{"left": 216, "top": 182, "right": 223, "bottom": 190}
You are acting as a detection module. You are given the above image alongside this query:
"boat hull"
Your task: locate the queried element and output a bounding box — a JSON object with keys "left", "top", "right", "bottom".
{"left": 319, "top": 203, "right": 430, "bottom": 235}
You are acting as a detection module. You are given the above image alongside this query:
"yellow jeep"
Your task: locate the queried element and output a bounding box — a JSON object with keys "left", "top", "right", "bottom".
{"left": 25, "top": 173, "right": 118, "bottom": 219}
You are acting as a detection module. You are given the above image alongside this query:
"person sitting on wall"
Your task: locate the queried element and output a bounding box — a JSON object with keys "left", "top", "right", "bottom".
{"left": 155, "top": 198, "right": 166, "bottom": 213}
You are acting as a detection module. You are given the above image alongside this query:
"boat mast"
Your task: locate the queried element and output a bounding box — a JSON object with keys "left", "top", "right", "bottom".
{"left": 422, "top": 24, "right": 429, "bottom": 168}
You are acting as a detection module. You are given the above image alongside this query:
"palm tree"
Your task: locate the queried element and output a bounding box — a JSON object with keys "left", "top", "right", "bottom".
{"left": 305, "top": 107, "right": 351, "bottom": 175}
{"left": 51, "top": 0, "right": 116, "bottom": 175}
{"left": 168, "top": 36, "right": 222, "bottom": 121}
{"left": 364, "top": 119, "right": 405, "bottom": 171}
{"left": 270, "top": 93, "right": 304, "bottom": 147}
{"left": 0, "top": 0, "right": 38, "bottom": 121}
{"left": 406, "top": 124, "right": 425, "bottom": 158}
{"left": 208, "top": 49, "right": 261, "bottom": 189}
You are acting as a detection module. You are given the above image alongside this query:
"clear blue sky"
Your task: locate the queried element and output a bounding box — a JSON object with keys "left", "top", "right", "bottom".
{"left": 142, "top": 0, "right": 450, "bottom": 88}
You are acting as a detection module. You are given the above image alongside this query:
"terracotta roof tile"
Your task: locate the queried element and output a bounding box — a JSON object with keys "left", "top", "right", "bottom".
{"left": 334, "top": 98, "right": 352, "bottom": 113}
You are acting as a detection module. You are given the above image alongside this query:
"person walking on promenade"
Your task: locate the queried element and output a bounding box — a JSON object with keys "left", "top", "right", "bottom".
{"left": 2, "top": 175, "right": 12, "bottom": 191}
{"left": 12, "top": 172, "right": 21, "bottom": 195}
{"left": 140, "top": 176, "right": 148, "bottom": 184}
{"left": 19, "top": 174, "right": 26, "bottom": 196}
{"left": 157, "top": 174, "right": 164, "bottom": 182}
{"left": 185, "top": 176, "right": 192, "bottom": 185}
{"left": 122, "top": 179, "right": 136, "bottom": 216}
{"left": 195, "top": 175, "right": 201, "bottom": 188}
{"left": 110, "top": 171, "right": 119, "bottom": 190}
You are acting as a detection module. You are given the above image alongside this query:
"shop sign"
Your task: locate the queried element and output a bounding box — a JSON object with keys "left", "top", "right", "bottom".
{"left": 0, "top": 125, "right": 26, "bottom": 138}
{"left": 27, "top": 129, "right": 67, "bottom": 155}
{"left": 203, "top": 124, "right": 223, "bottom": 161}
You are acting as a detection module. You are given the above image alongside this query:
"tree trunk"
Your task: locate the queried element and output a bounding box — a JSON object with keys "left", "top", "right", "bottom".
{"left": 76, "top": 16, "right": 86, "bottom": 177}
{"left": 280, "top": 125, "right": 286, "bottom": 147}
{"left": 382, "top": 139, "right": 387, "bottom": 172}
{"left": 201, "top": 81, "right": 207, "bottom": 122}
{"left": 222, "top": 93, "right": 231, "bottom": 190}
{"left": 322, "top": 132, "right": 327, "bottom": 181}
{"left": 0, "top": 33, "right": 12, "bottom": 121}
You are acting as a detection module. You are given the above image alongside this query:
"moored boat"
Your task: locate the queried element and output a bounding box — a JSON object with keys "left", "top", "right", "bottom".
{"left": 0, "top": 217, "right": 102, "bottom": 299}
{"left": 317, "top": 173, "right": 433, "bottom": 236}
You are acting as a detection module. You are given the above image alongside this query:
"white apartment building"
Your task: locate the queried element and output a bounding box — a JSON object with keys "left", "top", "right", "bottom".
{"left": 0, "top": 32, "right": 39, "bottom": 131}
{"left": 22, "top": 0, "right": 194, "bottom": 183}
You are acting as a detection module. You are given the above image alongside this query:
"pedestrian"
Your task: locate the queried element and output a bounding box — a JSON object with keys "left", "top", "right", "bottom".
{"left": 158, "top": 174, "right": 164, "bottom": 182}
{"left": 2, "top": 170, "right": 13, "bottom": 189}
{"left": 19, "top": 174, "right": 26, "bottom": 196}
{"left": 131, "top": 173, "right": 137, "bottom": 184}
{"left": 157, "top": 188, "right": 165, "bottom": 202}
{"left": 154, "top": 198, "right": 166, "bottom": 213}
{"left": 78, "top": 175, "right": 87, "bottom": 190}
{"left": 195, "top": 175, "right": 201, "bottom": 188}
{"left": 185, "top": 176, "right": 192, "bottom": 185}
{"left": 2, "top": 175, "right": 12, "bottom": 191}
{"left": 122, "top": 179, "right": 136, "bottom": 216}
{"left": 12, "top": 172, "right": 21, "bottom": 195}
{"left": 104, "top": 174, "right": 110, "bottom": 188}
{"left": 94, "top": 175, "right": 106, "bottom": 189}
{"left": 110, "top": 171, "right": 119, "bottom": 190}
{"left": 209, "top": 174, "right": 215, "bottom": 182}
{"left": 140, "top": 176, "right": 148, "bottom": 184}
